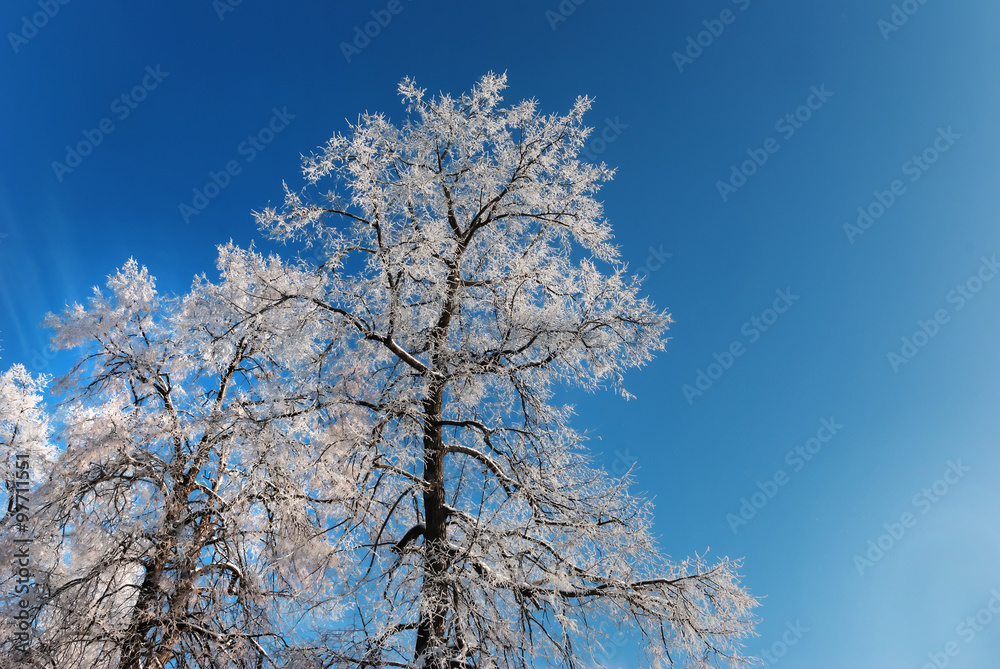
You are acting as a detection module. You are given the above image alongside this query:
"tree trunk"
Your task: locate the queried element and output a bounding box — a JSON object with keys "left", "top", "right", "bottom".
{"left": 414, "top": 234, "right": 466, "bottom": 667}
{"left": 414, "top": 388, "right": 450, "bottom": 668}
{"left": 120, "top": 468, "right": 203, "bottom": 668}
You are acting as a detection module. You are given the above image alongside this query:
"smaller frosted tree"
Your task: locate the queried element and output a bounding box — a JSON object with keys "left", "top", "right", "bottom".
{"left": 0, "top": 355, "right": 53, "bottom": 667}
{"left": 0, "top": 254, "right": 350, "bottom": 668}
{"left": 256, "top": 72, "right": 760, "bottom": 668}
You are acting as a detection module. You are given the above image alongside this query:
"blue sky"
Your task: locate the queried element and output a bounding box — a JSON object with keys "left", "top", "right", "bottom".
{"left": 2, "top": 1, "right": 1000, "bottom": 666}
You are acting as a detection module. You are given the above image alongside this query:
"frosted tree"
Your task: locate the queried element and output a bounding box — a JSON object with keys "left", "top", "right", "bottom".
{"left": 0, "top": 255, "right": 349, "bottom": 668}
{"left": 256, "top": 73, "right": 759, "bottom": 668}
{"left": 0, "top": 355, "right": 53, "bottom": 667}
{"left": 0, "top": 364, "right": 51, "bottom": 651}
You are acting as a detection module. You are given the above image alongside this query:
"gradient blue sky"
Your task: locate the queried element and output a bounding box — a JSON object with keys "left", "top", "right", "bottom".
{"left": 3, "top": 1, "right": 1000, "bottom": 667}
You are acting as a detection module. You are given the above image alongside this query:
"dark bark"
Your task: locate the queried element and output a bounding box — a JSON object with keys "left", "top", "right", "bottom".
{"left": 414, "top": 225, "right": 468, "bottom": 666}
